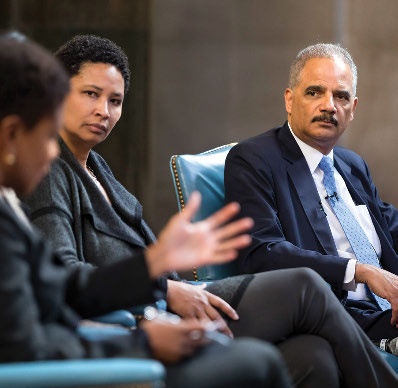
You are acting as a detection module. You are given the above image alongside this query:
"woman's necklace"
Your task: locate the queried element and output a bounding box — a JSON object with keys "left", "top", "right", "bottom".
{"left": 85, "top": 164, "right": 111, "bottom": 203}
{"left": 86, "top": 165, "right": 99, "bottom": 182}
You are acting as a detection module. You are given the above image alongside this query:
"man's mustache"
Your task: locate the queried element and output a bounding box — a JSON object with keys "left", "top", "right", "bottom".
{"left": 312, "top": 115, "right": 338, "bottom": 126}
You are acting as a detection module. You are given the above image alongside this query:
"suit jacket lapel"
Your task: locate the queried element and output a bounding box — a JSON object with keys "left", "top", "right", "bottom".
{"left": 279, "top": 124, "right": 338, "bottom": 255}
{"left": 333, "top": 155, "right": 367, "bottom": 205}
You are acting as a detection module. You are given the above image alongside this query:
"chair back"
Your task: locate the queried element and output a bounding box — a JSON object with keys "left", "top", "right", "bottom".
{"left": 170, "top": 143, "right": 238, "bottom": 281}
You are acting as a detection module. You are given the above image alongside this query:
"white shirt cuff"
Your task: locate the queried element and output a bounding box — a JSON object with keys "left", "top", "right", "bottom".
{"left": 343, "top": 259, "right": 357, "bottom": 291}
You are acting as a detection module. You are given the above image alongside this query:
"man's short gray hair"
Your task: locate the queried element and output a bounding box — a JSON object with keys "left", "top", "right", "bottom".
{"left": 288, "top": 43, "right": 357, "bottom": 95}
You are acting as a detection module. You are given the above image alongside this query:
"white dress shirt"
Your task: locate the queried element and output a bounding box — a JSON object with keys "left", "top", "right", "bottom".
{"left": 289, "top": 125, "right": 381, "bottom": 301}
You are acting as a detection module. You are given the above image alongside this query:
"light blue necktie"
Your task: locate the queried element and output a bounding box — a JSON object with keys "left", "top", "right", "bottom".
{"left": 318, "top": 156, "right": 390, "bottom": 311}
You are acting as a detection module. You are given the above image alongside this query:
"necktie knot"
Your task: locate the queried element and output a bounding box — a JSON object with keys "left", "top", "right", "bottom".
{"left": 318, "top": 156, "right": 334, "bottom": 175}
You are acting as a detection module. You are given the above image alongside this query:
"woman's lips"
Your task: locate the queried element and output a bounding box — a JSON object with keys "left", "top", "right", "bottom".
{"left": 86, "top": 123, "right": 107, "bottom": 134}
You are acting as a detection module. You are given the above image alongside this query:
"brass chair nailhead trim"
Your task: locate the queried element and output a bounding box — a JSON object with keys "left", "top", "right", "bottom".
{"left": 170, "top": 143, "right": 237, "bottom": 282}
{"left": 171, "top": 155, "right": 198, "bottom": 281}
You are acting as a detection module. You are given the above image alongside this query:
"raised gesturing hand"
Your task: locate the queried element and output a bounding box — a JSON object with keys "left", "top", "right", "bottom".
{"left": 146, "top": 191, "right": 253, "bottom": 277}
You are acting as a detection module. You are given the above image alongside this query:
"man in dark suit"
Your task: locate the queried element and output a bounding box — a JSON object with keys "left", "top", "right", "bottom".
{"left": 225, "top": 43, "right": 398, "bottom": 341}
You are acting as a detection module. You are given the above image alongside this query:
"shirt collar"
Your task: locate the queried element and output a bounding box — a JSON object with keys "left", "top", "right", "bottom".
{"left": 287, "top": 122, "right": 334, "bottom": 174}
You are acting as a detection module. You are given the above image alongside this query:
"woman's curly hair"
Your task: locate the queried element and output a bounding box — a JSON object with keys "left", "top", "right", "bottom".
{"left": 55, "top": 34, "right": 130, "bottom": 93}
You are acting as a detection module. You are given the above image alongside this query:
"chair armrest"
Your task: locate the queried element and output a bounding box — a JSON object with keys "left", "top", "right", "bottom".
{"left": 188, "top": 280, "right": 212, "bottom": 286}
{"left": 0, "top": 358, "right": 165, "bottom": 387}
{"left": 77, "top": 324, "right": 132, "bottom": 341}
{"left": 92, "top": 309, "right": 136, "bottom": 327}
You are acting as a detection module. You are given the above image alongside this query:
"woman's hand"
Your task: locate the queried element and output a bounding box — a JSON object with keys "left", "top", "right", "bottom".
{"left": 145, "top": 191, "right": 253, "bottom": 277}
{"left": 140, "top": 318, "right": 208, "bottom": 364}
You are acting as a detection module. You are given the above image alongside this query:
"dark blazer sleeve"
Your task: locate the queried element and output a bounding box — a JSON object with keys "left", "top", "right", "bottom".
{"left": 224, "top": 126, "right": 349, "bottom": 295}
{"left": 0, "top": 209, "right": 70, "bottom": 362}
{"left": 0, "top": 204, "right": 156, "bottom": 362}
{"left": 65, "top": 254, "right": 158, "bottom": 318}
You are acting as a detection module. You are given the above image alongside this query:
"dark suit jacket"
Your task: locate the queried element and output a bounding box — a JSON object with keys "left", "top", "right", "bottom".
{"left": 225, "top": 121, "right": 398, "bottom": 300}
{"left": 0, "top": 197, "right": 156, "bottom": 362}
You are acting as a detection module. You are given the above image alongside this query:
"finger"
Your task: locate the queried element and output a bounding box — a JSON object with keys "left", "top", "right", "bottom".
{"left": 211, "top": 249, "right": 240, "bottom": 264}
{"left": 215, "top": 234, "right": 252, "bottom": 252}
{"left": 212, "top": 318, "right": 233, "bottom": 337}
{"left": 206, "top": 317, "right": 233, "bottom": 338}
{"left": 198, "top": 300, "right": 234, "bottom": 338}
{"left": 195, "top": 306, "right": 214, "bottom": 323}
{"left": 180, "top": 191, "right": 202, "bottom": 221}
{"left": 203, "top": 202, "right": 242, "bottom": 229}
{"left": 190, "top": 299, "right": 222, "bottom": 325}
{"left": 389, "top": 304, "right": 398, "bottom": 326}
{"left": 218, "top": 324, "right": 233, "bottom": 337}
{"left": 391, "top": 311, "right": 398, "bottom": 327}
{"left": 215, "top": 217, "right": 254, "bottom": 240}
{"left": 206, "top": 292, "right": 239, "bottom": 320}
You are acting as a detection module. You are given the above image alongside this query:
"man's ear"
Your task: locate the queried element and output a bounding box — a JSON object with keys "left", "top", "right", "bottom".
{"left": 350, "top": 97, "right": 358, "bottom": 121}
{"left": 284, "top": 88, "right": 293, "bottom": 114}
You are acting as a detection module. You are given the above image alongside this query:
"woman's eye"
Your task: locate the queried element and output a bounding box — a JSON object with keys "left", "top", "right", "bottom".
{"left": 85, "top": 90, "right": 97, "bottom": 97}
{"left": 111, "top": 99, "right": 122, "bottom": 106}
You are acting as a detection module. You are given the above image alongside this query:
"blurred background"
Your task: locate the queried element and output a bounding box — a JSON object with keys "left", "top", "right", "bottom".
{"left": 1, "top": 0, "right": 398, "bottom": 234}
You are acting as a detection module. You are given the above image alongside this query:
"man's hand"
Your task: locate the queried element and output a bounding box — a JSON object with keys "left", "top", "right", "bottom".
{"left": 166, "top": 280, "right": 238, "bottom": 337}
{"left": 140, "top": 318, "right": 208, "bottom": 364}
{"left": 355, "top": 263, "right": 398, "bottom": 326}
{"left": 145, "top": 191, "right": 253, "bottom": 277}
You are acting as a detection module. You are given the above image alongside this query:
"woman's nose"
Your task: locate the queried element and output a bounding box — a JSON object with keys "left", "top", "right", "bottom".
{"left": 95, "top": 99, "right": 110, "bottom": 118}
